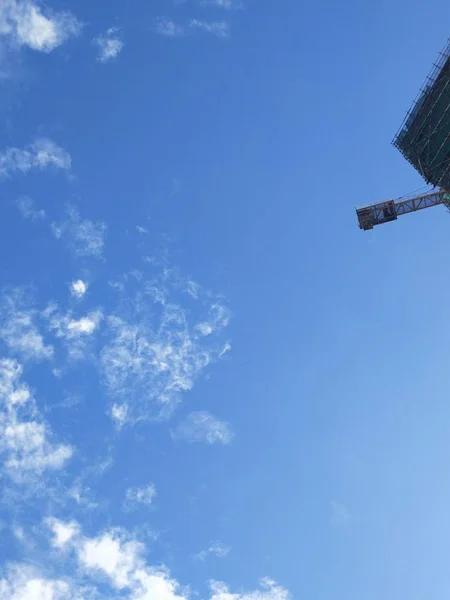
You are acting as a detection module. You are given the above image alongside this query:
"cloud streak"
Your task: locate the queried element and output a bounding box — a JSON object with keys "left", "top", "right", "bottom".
{"left": 154, "top": 17, "right": 230, "bottom": 38}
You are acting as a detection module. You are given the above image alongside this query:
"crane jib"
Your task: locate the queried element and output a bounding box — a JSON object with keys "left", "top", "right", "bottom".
{"left": 356, "top": 191, "right": 449, "bottom": 231}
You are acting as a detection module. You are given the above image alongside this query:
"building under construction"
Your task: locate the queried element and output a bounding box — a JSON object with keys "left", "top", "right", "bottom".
{"left": 357, "top": 39, "right": 450, "bottom": 230}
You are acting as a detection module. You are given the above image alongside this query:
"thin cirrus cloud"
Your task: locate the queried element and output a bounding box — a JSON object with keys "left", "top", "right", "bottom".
{"left": 93, "top": 27, "right": 124, "bottom": 63}
{"left": 0, "top": 0, "right": 81, "bottom": 53}
{"left": 188, "top": 19, "right": 230, "bottom": 38}
{"left": 199, "top": 0, "right": 242, "bottom": 7}
{"left": 154, "top": 17, "right": 230, "bottom": 38}
{"left": 0, "top": 138, "right": 71, "bottom": 179}
{"left": 154, "top": 17, "right": 184, "bottom": 37}
{"left": 172, "top": 411, "right": 234, "bottom": 444}
{"left": 0, "top": 287, "right": 53, "bottom": 362}
{"left": 0, "top": 358, "right": 73, "bottom": 484}
{"left": 52, "top": 206, "right": 107, "bottom": 259}
{"left": 15, "top": 197, "right": 46, "bottom": 221}
{"left": 101, "top": 281, "right": 231, "bottom": 423}
{"left": 124, "top": 484, "right": 157, "bottom": 510}
{"left": 195, "top": 541, "right": 230, "bottom": 561}
{"left": 45, "top": 306, "right": 103, "bottom": 361}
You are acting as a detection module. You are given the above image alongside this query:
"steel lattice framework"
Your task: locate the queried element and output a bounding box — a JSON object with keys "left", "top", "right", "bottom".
{"left": 356, "top": 190, "right": 450, "bottom": 230}
{"left": 393, "top": 40, "right": 450, "bottom": 189}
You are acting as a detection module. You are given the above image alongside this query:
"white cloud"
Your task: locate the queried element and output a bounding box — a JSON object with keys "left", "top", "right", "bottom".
{"left": 0, "top": 138, "right": 71, "bottom": 179}
{"left": 188, "top": 19, "right": 230, "bottom": 38}
{"left": 0, "top": 565, "right": 74, "bottom": 600}
{"left": 46, "top": 519, "right": 80, "bottom": 549}
{"left": 47, "top": 307, "right": 102, "bottom": 338}
{"left": 46, "top": 307, "right": 102, "bottom": 361}
{"left": 125, "top": 484, "right": 157, "bottom": 510}
{"left": 210, "top": 578, "right": 290, "bottom": 600}
{"left": 16, "top": 197, "right": 45, "bottom": 220}
{"left": 79, "top": 530, "right": 143, "bottom": 589}
{"left": 67, "top": 313, "right": 102, "bottom": 336}
{"left": 52, "top": 206, "right": 107, "bottom": 258}
{"left": 111, "top": 402, "right": 129, "bottom": 428}
{"left": 195, "top": 541, "right": 230, "bottom": 561}
{"left": 154, "top": 17, "right": 184, "bottom": 37}
{"left": 0, "top": 0, "right": 81, "bottom": 53}
{"left": 0, "top": 520, "right": 289, "bottom": 600}
{"left": 0, "top": 288, "right": 53, "bottom": 361}
{"left": 0, "top": 358, "right": 73, "bottom": 482}
{"left": 173, "top": 411, "right": 234, "bottom": 444}
{"left": 70, "top": 280, "right": 88, "bottom": 299}
{"left": 77, "top": 527, "right": 187, "bottom": 599}
{"left": 93, "top": 27, "right": 123, "bottom": 63}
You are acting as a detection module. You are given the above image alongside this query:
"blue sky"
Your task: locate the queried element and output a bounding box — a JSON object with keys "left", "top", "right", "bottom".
{"left": 2, "top": 0, "right": 450, "bottom": 598}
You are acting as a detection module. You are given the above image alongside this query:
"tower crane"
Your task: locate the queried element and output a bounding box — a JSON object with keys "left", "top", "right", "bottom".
{"left": 357, "top": 38, "right": 450, "bottom": 231}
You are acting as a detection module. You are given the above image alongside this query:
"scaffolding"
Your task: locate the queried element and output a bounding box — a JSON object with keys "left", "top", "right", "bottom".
{"left": 393, "top": 39, "right": 450, "bottom": 190}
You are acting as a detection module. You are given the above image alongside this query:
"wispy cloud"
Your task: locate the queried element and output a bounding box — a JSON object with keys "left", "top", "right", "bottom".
{"left": 110, "top": 402, "right": 129, "bottom": 429}
{"left": 93, "top": 27, "right": 123, "bottom": 63}
{"left": 124, "top": 484, "right": 157, "bottom": 510}
{"left": 154, "top": 17, "right": 185, "bottom": 37}
{"left": 188, "top": 19, "right": 230, "bottom": 38}
{"left": 49, "top": 309, "right": 103, "bottom": 338}
{"left": 0, "top": 358, "right": 73, "bottom": 483}
{"left": 195, "top": 541, "right": 230, "bottom": 561}
{"left": 0, "top": 138, "right": 71, "bottom": 179}
{"left": 199, "top": 0, "right": 241, "bottom": 9}
{"left": 0, "top": 287, "right": 53, "bottom": 362}
{"left": 195, "top": 303, "right": 230, "bottom": 337}
{"left": 99, "top": 270, "right": 231, "bottom": 423}
{"left": 154, "top": 17, "right": 230, "bottom": 38}
{"left": 46, "top": 306, "right": 103, "bottom": 361}
{"left": 52, "top": 206, "right": 107, "bottom": 258}
{"left": 0, "top": 0, "right": 81, "bottom": 53}
{"left": 172, "top": 411, "right": 234, "bottom": 444}
{"left": 210, "top": 578, "right": 290, "bottom": 600}
{"left": 15, "top": 197, "right": 45, "bottom": 220}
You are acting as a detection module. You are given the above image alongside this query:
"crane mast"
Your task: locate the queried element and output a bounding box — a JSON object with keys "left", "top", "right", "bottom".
{"left": 356, "top": 190, "right": 450, "bottom": 231}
